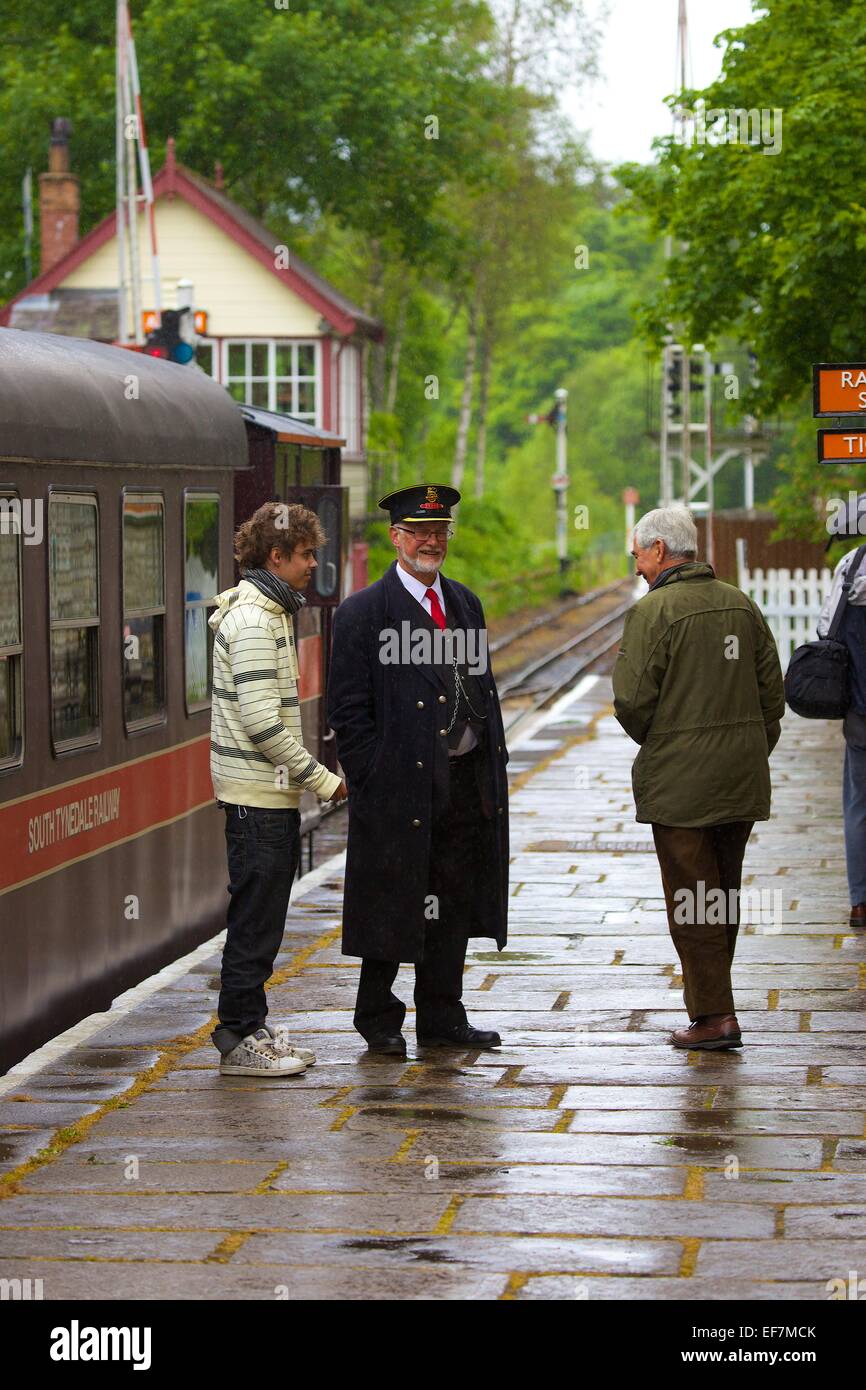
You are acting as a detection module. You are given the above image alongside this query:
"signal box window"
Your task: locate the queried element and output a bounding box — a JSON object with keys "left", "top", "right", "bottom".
{"left": 224, "top": 340, "right": 318, "bottom": 421}
{"left": 0, "top": 498, "right": 23, "bottom": 767}
{"left": 123, "top": 495, "right": 166, "bottom": 729}
{"left": 48, "top": 495, "right": 100, "bottom": 748}
{"left": 184, "top": 493, "right": 220, "bottom": 711}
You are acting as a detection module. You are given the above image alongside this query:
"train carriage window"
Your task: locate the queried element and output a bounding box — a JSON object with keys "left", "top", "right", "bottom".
{"left": 0, "top": 496, "right": 23, "bottom": 767}
{"left": 48, "top": 494, "right": 99, "bottom": 749}
{"left": 300, "top": 449, "right": 324, "bottom": 488}
{"left": 123, "top": 495, "right": 166, "bottom": 729}
{"left": 314, "top": 493, "right": 340, "bottom": 601}
{"left": 184, "top": 493, "right": 220, "bottom": 712}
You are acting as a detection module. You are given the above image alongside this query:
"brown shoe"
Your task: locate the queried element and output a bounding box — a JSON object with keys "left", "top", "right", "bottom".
{"left": 670, "top": 1014, "right": 743, "bottom": 1050}
{"left": 850, "top": 904, "right": 866, "bottom": 928}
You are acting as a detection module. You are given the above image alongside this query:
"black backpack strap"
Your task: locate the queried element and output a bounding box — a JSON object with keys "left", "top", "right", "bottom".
{"left": 828, "top": 543, "right": 866, "bottom": 639}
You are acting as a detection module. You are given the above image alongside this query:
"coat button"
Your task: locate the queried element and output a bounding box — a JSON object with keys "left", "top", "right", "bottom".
{"left": 416, "top": 761, "right": 423, "bottom": 768}
{"left": 416, "top": 700, "right": 424, "bottom": 709}
{"left": 412, "top": 818, "right": 421, "bottom": 827}
{"left": 497, "top": 745, "right": 502, "bottom": 753}
{"left": 439, "top": 728, "right": 447, "bottom": 736}
{"left": 438, "top": 694, "right": 446, "bottom": 703}
{"left": 497, "top": 806, "right": 503, "bottom": 815}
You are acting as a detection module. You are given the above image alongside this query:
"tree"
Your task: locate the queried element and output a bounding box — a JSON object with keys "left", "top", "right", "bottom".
{"left": 446, "top": 0, "right": 603, "bottom": 491}
{"left": 618, "top": 0, "right": 866, "bottom": 419}
{"left": 0, "top": 0, "right": 506, "bottom": 299}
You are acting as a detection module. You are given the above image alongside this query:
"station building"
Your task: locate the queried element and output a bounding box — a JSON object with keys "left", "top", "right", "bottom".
{"left": 0, "top": 123, "right": 383, "bottom": 525}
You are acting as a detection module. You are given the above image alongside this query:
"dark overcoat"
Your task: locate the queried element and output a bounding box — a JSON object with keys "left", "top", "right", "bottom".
{"left": 327, "top": 561, "right": 509, "bottom": 961}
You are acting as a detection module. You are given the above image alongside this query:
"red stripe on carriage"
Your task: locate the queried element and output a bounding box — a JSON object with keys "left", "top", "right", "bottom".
{"left": 0, "top": 737, "right": 214, "bottom": 892}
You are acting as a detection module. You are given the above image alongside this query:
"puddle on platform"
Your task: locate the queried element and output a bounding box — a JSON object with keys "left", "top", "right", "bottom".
{"left": 339, "top": 1238, "right": 457, "bottom": 1263}
{"left": 75, "top": 1050, "right": 143, "bottom": 1070}
{"left": 360, "top": 1106, "right": 488, "bottom": 1125}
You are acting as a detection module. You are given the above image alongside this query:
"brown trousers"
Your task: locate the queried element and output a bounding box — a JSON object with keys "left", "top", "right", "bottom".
{"left": 651, "top": 821, "right": 754, "bottom": 1020}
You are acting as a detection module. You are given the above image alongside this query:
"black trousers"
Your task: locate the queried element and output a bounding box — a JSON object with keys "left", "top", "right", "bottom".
{"left": 212, "top": 804, "right": 300, "bottom": 1055}
{"left": 354, "top": 748, "right": 492, "bottom": 1039}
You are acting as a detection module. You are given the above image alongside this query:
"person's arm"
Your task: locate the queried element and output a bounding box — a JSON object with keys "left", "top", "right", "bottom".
{"left": 229, "top": 620, "right": 341, "bottom": 800}
{"left": 327, "top": 601, "right": 379, "bottom": 787}
{"left": 817, "top": 555, "right": 848, "bottom": 637}
{"left": 753, "top": 607, "right": 786, "bottom": 754}
{"left": 613, "top": 610, "right": 668, "bottom": 745}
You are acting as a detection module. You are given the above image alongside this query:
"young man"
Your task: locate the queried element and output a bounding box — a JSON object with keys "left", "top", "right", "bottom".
{"left": 327, "top": 484, "right": 510, "bottom": 1055}
{"left": 613, "top": 505, "right": 784, "bottom": 1051}
{"left": 210, "top": 501, "right": 346, "bottom": 1076}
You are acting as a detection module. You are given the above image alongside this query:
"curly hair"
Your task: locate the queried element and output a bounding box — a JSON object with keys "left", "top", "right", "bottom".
{"left": 234, "top": 501, "right": 326, "bottom": 571}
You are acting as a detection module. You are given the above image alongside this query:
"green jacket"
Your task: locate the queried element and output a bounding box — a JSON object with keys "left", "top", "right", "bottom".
{"left": 612, "top": 562, "right": 785, "bottom": 827}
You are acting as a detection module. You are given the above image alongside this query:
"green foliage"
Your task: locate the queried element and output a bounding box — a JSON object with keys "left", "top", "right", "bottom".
{"left": 0, "top": 1, "right": 670, "bottom": 602}
{"left": 0, "top": 0, "right": 505, "bottom": 296}
{"left": 618, "top": 0, "right": 866, "bottom": 418}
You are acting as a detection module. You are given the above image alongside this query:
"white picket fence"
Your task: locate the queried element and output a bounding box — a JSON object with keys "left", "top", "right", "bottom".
{"left": 737, "top": 565, "right": 833, "bottom": 671}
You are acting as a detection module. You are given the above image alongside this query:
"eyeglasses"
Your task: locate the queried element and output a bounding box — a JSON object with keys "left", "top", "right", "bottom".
{"left": 393, "top": 524, "right": 454, "bottom": 540}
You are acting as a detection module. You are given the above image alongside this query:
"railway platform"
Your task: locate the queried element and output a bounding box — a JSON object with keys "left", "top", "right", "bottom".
{"left": 1, "top": 675, "right": 865, "bottom": 1302}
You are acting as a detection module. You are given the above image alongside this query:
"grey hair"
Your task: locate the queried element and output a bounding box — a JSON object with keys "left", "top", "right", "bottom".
{"left": 633, "top": 506, "right": 698, "bottom": 558}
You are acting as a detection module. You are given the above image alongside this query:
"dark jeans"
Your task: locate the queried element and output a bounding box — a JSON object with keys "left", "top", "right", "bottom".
{"left": 212, "top": 804, "right": 301, "bottom": 1056}
{"left": 652, "top": 820, "right": 754, "bottom": 1021}
{"left": 354, "top": 749, "right": 492, "bottom": 1039}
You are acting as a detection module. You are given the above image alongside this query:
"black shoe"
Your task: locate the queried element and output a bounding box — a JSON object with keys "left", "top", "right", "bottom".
{"left": 364, "top": 1033, "right": 407, "bottom": 1055}
{"left": 416, "top": 1022, "right": 502, "bottom": 1049}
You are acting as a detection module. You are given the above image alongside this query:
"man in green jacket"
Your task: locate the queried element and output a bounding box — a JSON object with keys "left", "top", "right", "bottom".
{"left": 613, "top": 506, "right": 785, "bottom": 1051}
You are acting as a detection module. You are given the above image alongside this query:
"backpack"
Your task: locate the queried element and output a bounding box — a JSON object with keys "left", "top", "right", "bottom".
{"left": 784, "top": 544, "right": 866, "bottom": 719}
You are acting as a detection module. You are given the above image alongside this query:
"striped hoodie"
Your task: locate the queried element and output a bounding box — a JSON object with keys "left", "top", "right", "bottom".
{"left": 208, "top": 578, "right": 342, "bottom": 809}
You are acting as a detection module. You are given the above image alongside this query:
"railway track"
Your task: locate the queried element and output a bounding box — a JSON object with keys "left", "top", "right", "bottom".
{"left": 497, "top": 587, "right": 636, "bottom": 739}
{"left": 489, "top": 576, "right": 630, "bottom": 661}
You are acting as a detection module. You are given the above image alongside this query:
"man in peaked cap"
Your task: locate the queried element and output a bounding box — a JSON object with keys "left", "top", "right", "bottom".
{"left": 327, "top": 484, "right": 510, "bottom": 1054}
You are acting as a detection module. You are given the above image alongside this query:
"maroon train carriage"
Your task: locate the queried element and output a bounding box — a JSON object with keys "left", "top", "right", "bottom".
{"left": 0, "top": 327, "right": 251, "bottom": 1073}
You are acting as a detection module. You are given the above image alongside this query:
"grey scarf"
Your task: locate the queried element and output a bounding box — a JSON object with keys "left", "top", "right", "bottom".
{"left": 243, "top": 567, "right": 306, "bottom": 616}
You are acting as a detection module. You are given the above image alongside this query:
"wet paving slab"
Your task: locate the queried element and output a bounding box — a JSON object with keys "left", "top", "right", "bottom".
{"left": 1, "top": 680, "right": 865, "bottom": 1300}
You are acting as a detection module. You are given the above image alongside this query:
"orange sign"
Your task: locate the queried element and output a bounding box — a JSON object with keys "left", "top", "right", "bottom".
{"left": 813, "top": 363, "right": 866, "bottom": 415}
{"left": 817, "top": 427, "right": 866, "bottom": 463}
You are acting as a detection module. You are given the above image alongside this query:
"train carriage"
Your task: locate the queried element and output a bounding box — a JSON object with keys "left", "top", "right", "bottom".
{"left": 0, "top": 327, "right": 344, "bottom": 1073}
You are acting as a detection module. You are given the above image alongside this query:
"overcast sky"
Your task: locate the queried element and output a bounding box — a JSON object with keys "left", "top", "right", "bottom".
{"left": 565, "top": 0, "right": 761, "bottom": 166}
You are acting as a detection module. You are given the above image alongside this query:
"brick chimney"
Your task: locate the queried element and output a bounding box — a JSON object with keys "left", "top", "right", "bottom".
{"left": 39, "top": 118, "right": 80, "bottom": 275}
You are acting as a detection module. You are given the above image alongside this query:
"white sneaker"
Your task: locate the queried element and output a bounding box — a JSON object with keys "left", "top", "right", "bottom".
{"left": 219, "top": 1028, "right": 306, "bottom": 1077}
{"left": 266, "top": 1023, "right": 317, "bottom": 1067}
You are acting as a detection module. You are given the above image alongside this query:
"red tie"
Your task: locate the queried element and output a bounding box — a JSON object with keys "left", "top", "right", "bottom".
{"left": 425, "top": 587, "right": 446, "bottom": 630}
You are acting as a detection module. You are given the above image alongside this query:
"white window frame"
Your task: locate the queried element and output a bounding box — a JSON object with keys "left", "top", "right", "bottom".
{"left": 221, "top": 339, "right": 319, "bottom": 423}
{"left": 338, "top": 342, "right": 362, "bottom": 454}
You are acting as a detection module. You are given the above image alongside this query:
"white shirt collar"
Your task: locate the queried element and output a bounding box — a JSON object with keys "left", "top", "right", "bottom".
{"left": 395, "top": 561, "right": 445, "bottom": 611}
